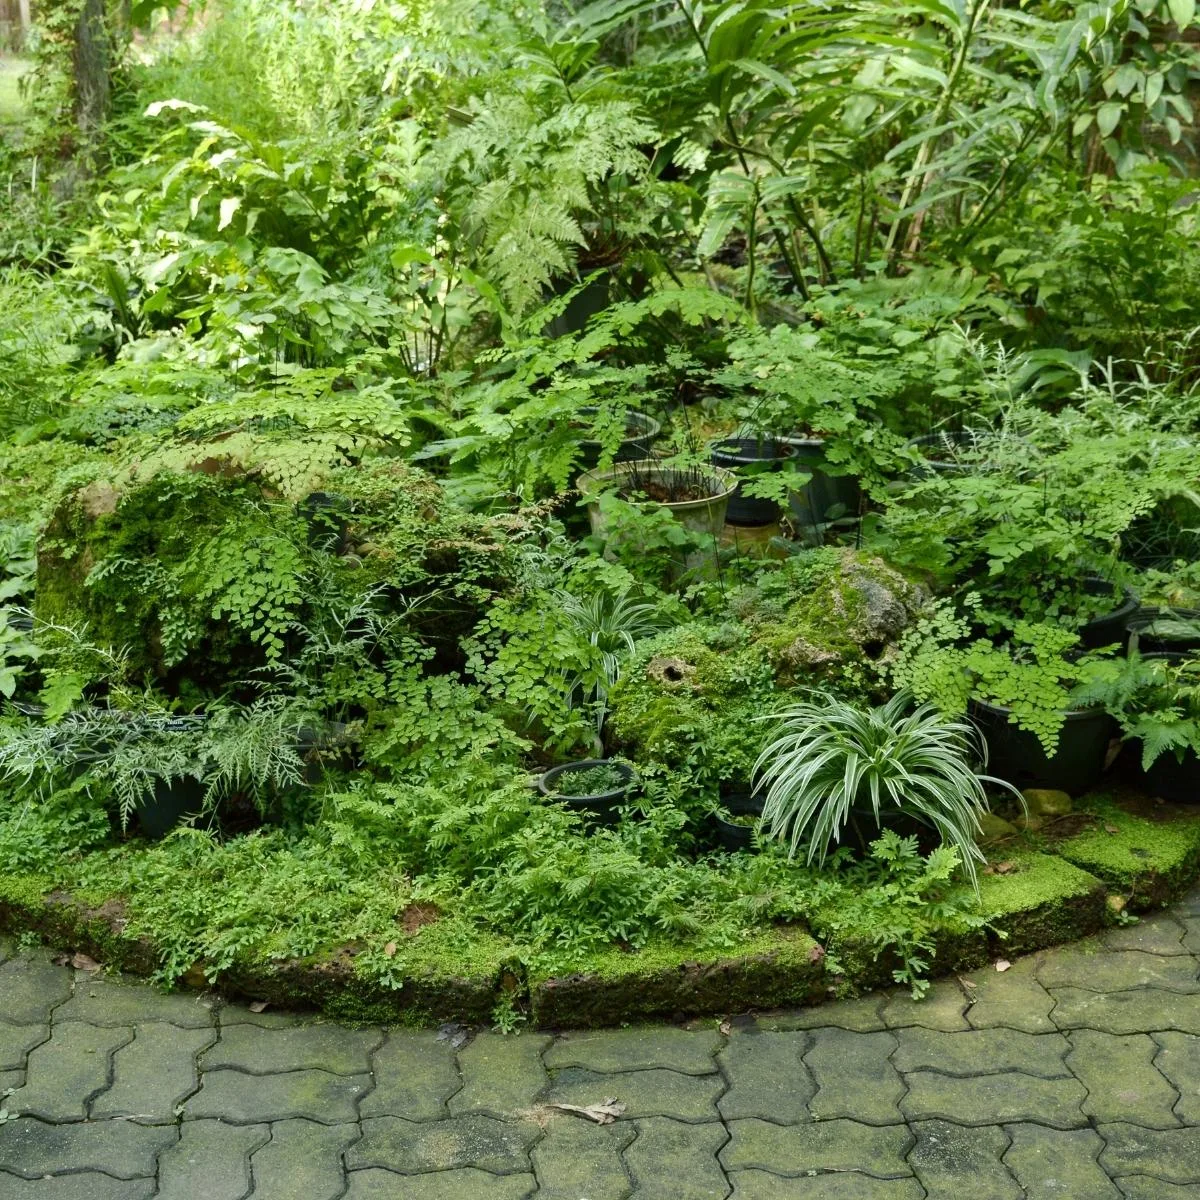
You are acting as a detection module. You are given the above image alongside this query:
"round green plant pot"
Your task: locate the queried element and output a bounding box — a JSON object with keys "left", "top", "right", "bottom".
{"left": 576, "top": 459, "right": 737, "bottom": 579}
{"left": 538, "top": 759, "right": 638, "bottom": 826}
{"left": 780, "top": 435, "right": 861, "bottom": 545}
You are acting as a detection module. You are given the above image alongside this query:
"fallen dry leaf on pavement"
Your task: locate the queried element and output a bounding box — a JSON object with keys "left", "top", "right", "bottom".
{"left": 995, "top": 959, "right": 1011, "bottom": 973}
{"left": 248, "top": 1001, "right": 269, "bottom": 1013}
{"left": 548, "top": 1099, "right": 626, "bottom": 1125}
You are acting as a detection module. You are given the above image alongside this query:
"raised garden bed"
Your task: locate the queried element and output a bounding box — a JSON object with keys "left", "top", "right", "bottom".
{"left": 3, "top": 788, "right": 1197, "bottom": 1029}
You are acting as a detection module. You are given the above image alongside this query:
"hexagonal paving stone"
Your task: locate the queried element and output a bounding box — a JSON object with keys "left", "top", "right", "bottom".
{"left": 1099, "top": 1123, "right": 1200, "bottom": 1185}
{"left": 804, "top": 1028, "right": 903, "bottom": 1124}
{"left": 1103, "top": 915, "right": 1189, "bottom": 956}
{"left": 54, "top": 977, "right": 215, "bottom": 1028}
{"left": 728, "top": 1172, "right": 924, "bottom": 1199}
{"left": 200, "top": 1021, "right": 381, "bottom": 1075}
{"left": 344, "top": 1168, "right": 537, "bottom": 1198}
{"left": 185, "top": 1067, "right": 370, "bottom": 1124}
{"left": 156, "top": 1118, "right": 269, "bottom": 1200}
{"left": 1065, "top": 1030, "right": 1182, "bottom": 1128}
{"left": 7, "top": 1022, "right": 133, "bottom": 1121}
{"left": 360, "top": 1029, "right": 461, "bottom": 1120}
{"left": 1036, "top": 948, "right": 1200, "bottom": 994}
{"left": 543, "top": 1065, "right": 722, "bottom": 1121}
{"left": 1153, "top": 1031, "right": 1200, "bottom": 1124}
{"left": 0, "top": 959, "right": 73, "bottom": 1025}
{"left": 1003, "top": 1124, "right": 1120, "bottom": 1199}
{"left": 0, "top": 1174, "right": 156, "bottom": 1199}
{"left": 544, "top": 1027, "right": 722, "bottom": 1075}
{"left": 0, "top": 1116, "right": 176, "bottom": 1179}
{"left": 530, "top": 1111, "right": 634, "bottom": 1200}
{"left": 721, "top": 1118, "right": 912, "bottom": 1178}
{"left": 624, "top": 1116, "right": 729, "bottom": 1199}
{"left": 451, "top": 1031, "right": 551, "bottom": 1115}
{"left": 892, "top": 1026, "right": 1071, "bottom": 1078}
{"left": 900, "top": 1069, "right": 1087, "bottom": 1129}
{"left": 1183, "top": 918, "right": 1200, "bottom": 955}
{"left": 249, "top": 1118, "right": 358, "bottom": 1199}
{"left": 962, "top": 958, "right": 1057, "bottom": 1034}
{"left": 908, "top": 1120, "right": 1022, "bottom": 1200}
{"left": 881, "top": 980, "right": 970, "bottom": 1030}
{"left": 717, "top": 1030, "right": 813, "bottom": 1124}
{"left": 1116, "top": 1177, "right": 1200, "bottom": 1199}
{"left": 0, "top": 1024, "right": 47, "bottom": 1072}
{"left": 91, "top": 1022, "right": 214, "bottom": 1121}
{"left": 760, "top": 996, "right": 885, "bottom": 1033}
{"left": 1049, "top": 987, "right": 1200, "bottom": 1034}
{"left": 350, "top": 1115, "right": 540, "bottom": 1175}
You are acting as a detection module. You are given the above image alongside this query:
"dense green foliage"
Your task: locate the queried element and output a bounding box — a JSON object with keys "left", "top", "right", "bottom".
{"left": 2, "top": 0, "right": 1200, "bottom": 1007}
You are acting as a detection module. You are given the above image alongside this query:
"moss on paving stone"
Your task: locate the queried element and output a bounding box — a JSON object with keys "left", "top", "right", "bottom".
{"left": 528, "top": 927, "right": 825, "bottom": 1028}
{"left": 976, "top": 852, "right": 1107, "bottom": 955}
{"left": 1055, "top": 796, "right": 1200, "bottom": 909}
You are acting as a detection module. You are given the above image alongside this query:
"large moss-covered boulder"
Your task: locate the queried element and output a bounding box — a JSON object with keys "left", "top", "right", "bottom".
{"left": 729, "top": 547, "right": 925, "bottom": 685}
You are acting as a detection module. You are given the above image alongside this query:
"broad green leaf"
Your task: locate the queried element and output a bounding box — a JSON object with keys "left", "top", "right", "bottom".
{"left": 1096, "top": 101, "right": 1123, "bottom": 137}
{"left": 1168, "top": 0, "right": 1196, "bottom": 28}
{"left": 217, "top": 196, "right": 241, "bottom": 232}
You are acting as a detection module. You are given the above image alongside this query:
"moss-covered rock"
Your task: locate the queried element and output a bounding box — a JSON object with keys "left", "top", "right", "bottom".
{"left": 977, "top": 852, "right": 1107, "bottom": 955}
{"left": 728, "top": 547, "right": 924, "bottom": 686}
{"left": 607, "top": 622, "right": 778, "bottom": 789}
{"left": 1054, "top": 796, "right": 1200, "bottom": 910}
{"left": 528, "top": 928, "right": 826, "bottom": 1028}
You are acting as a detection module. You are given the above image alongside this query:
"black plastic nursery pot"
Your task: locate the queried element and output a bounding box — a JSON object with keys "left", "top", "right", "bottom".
{"left": 970, "top": 700, "right": 1115, "bottom": 795}
{"left": 906, "top": 430, "right": 1003, "bottom": 477}
{"left": 710, "top": 437, "right": 798, "bottom": 527}
{"left": 710, "top": 791, "right": 764, "bottom": 852}
{"left": 1134, "top": 747, "right": 1200, "bottom": 805}
{"left": 1126, "top": 607, "right": 1200, "bottom": 655}
{"left": 780, "top": 436, "right": 861, "bottom": 543}
{"left": 1078, "top": 577, "right": 1140, "bottom": 649}
{"left": 538, "top": 759, "right": 638, "bottom": 826}
{"left": 574, "top": 407, "right": 662, "bottom": 471}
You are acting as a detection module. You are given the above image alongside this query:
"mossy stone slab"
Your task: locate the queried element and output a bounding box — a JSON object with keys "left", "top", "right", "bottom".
{"left": 1055, "top": 802, "right": 1200, "bottom": 910}
{"left": 529, "top": 928, "right": 825, "bottom": 1029}
{"left": 977, "top": 852, "right": 1107, "bottom": 956}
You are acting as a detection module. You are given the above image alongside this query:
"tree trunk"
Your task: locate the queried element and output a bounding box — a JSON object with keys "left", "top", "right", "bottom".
{"left": 18, "top": 0, "right": 31, "bottom": 42}
{"left": 73, "top": 0, "right": 111, "bottom": 139}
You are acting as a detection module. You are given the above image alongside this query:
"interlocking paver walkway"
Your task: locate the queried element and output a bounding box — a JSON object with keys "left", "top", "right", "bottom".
{"left": 3, "top": 893, "right": 1200, "bottom": 1196}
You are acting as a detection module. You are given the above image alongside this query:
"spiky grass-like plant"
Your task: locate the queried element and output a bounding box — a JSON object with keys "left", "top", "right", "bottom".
{"left": 753, "top": 691, "right": 1020, "bottom": 889}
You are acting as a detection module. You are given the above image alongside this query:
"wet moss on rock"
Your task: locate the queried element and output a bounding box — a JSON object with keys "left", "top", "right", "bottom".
{"left": 528, "top": 928, "right": 826, "bottom": 1029}
{"left": 976, "top": 852, "right": 1107, "bottom": 955}
{"left": 1055, "top": 796, "right": 1200, "bottom": 910}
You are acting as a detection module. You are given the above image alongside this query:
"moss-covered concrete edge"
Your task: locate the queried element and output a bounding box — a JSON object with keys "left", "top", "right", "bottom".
{"left": 0, "top": 834, "right": 1194, "bottom": 1029}
{"left": 1054, "top": 799, "right": 1200, "bottom": 910}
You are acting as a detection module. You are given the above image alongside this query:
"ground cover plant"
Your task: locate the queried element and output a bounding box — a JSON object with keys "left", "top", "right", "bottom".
{"left": 2, "top": 0, "right": 1200, "bottom": 1017}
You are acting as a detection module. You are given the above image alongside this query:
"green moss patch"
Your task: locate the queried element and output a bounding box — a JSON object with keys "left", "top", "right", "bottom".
{"left": 1054, "top": 795, "right": 1200, "bottom": 910}
{"left": 977, "top": 852, "right": 1107, "bottom": 955}
{"left": 528, "top": 928, "right": 826, "bottom": 1028}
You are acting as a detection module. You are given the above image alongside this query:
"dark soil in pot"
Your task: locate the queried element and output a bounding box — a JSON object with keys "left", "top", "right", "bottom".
{"left": 710, "top": 437, "right": 798, "bottom": 527}
{"left": 1126, "top": 607, "right": 1200, "bottom": 654}
{"left": 970, "top": 699, "right": 1115, "bottom": 794}
{"left": 1078, "top": 577, "right": 1140, "bottom": 649}
{"left": 538, "top": 759, "right": 638, "bottom": 826}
